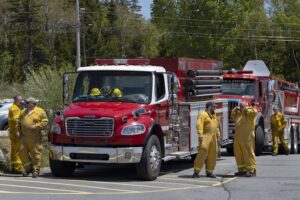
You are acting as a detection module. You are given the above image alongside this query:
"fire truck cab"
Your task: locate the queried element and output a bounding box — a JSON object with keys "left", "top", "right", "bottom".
{"left": 221, "top": 60, "right": 300, "bottom": 155}
{"left": 49, "top": 58, "right": 229, "bottom": 180}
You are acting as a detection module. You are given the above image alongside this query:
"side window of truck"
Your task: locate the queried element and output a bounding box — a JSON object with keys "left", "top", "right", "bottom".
{"left": 155, "top": 73, "right": 165, "bottom": 101}
{"left": 259, "top": 81, "right": 263, "bottom": 97}
{"left": 81, "top": 74, "right": 90, "bottom": 95}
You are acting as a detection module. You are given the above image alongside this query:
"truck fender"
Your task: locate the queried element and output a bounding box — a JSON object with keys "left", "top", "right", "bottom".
{"left": 144, "top": 122, "right": 165, "bottom": 158}
{"left": 255, "top": 112, "right": 264, "bottom": 129}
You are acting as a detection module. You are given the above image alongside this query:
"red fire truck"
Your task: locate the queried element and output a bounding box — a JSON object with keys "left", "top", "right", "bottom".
{"left": 49, "top": 58, "right": 229, "bottom": 180}
{"left": 220, "top": 60, "right": 300, "bottom": 155}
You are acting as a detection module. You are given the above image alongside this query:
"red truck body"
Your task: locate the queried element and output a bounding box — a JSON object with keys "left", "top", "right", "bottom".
{"left": 49, "top": 58, "right": 228, "bottom": 180}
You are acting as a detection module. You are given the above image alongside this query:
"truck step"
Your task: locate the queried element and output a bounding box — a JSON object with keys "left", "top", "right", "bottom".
{"left": 169, "top": 151, "right": 191, "bottom": 159}
{"left": 162, "top": 156, "right": 177, "bottom": 162}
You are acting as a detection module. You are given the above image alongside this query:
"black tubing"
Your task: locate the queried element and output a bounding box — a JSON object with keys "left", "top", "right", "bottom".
{"left": 188, "top": 79, "right": 222, "bottom": 86}
{"left": 189, "top": 88, "right": 222, "bottom": 96}
{"left": 187, "top": 70, "right": 222, "bottom": 78}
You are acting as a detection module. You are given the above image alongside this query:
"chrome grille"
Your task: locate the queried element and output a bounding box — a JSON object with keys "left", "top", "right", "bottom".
{"left": 66, "top": 118, "right": 114, "bottom": 137}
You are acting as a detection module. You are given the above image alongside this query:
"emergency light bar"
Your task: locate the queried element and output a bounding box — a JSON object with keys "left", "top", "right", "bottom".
{"left": 224, "top": 70, "right": 253, "bottom": 74}
{"left": 95, "top": 59, "right": 150, "bottom": 65}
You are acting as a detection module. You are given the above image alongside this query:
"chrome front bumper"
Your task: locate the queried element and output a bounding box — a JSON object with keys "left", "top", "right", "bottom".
{"left": 49, "top": 145, "right": 143, "bottom": 164}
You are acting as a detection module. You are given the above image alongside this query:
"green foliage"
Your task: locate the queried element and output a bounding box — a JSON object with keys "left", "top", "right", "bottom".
{"left": 0, "top": 0, "right": 300, "bottom": 87}
{"left": 23, "top": 63, "right": 73, "bottom": 113}
{"left": 150, "top": 0, "right": 300, "bottom": 82}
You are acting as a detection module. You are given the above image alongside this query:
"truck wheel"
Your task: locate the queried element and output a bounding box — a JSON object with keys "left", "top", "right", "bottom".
{"left": 191, "top": 154, "right": 197, "bottom": 162}
{"left": 3, "top": 124, "right": 8, "bottom": 130}
{"left": 226, "top": 147, "right": 234, "bottom": 155}
{"left": 291, "top": 127, "right": 299, "bottom": 154}
{"left": 136, "top": 135, "right": 162, "bottom": 181}
{"left": 255, "top": 125, "right": 264, "bottom": 156}
{"left": 287, "top": 127, "right": 293, "bottom": 152}
{"left": 49, "top": 158, "right": 75, "bottom": 177}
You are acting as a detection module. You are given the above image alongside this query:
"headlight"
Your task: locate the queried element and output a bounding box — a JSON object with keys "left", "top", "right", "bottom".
{"left": 50, "top": 123, "right": 61, "bottom": 134}
{"left": 121, "top": 124, "right": 145, "bottom": 135}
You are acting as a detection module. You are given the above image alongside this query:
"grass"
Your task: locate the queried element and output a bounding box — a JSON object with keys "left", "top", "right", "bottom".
{"left": 0, "top": 136, "right": 10, "bottom": 172}
{"left": 0, "top": 134, "right": 50, "bottom": 173}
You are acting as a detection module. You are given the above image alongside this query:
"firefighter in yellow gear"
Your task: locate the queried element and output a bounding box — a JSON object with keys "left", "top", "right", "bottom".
{"left": 231, "top": 101, "right": 257, "bottom": 177}
{"left": 8, "top": 95, "right": 24, "bottom": 173}
{"left": 18, "top": 97, "right": 48, "bottom": 178}
{"left": 271, "top": 107, "right": 289, "bottom": 156}
{"left": 193, "top": 102, "right": 220, "bottom": 178}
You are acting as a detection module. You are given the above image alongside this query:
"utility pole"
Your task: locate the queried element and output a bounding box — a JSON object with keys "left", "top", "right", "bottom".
{"left": 80, "top": 8, "right": 87, "bottom": 67}
{"left": 76, "top": 0, "right": 81, "bottom": 69}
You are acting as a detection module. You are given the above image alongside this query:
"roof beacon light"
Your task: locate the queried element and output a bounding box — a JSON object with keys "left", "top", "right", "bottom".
{"left": 95, "top": 59, "right": 150, "bottom": 65}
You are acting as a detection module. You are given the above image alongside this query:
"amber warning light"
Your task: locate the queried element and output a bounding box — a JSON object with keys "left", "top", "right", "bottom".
{"left": 95, "top": 59, "right": 150, "bottom": 65}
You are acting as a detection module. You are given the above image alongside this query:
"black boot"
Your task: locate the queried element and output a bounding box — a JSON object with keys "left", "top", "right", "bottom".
{"left": 206, "top": 173, "right": 217, "bottom": 178}
{"left": 244, "top": 171, "right": 256, "bottom": 177}
{"left": 32, "top": 172, "right": 39, "bottom": 178}
{"left": 234, "top": 171, "right": 246, "bottom": 176}
{"left": 192, "top": 172, "right": 200, "bottom": 178}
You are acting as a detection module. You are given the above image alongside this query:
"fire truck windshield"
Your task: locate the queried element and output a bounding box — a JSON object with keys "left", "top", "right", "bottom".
{"left": 73, "top": 71, "right": 152, "bottom": 104}
{"left": 222, "top": 79, "right": 255, "bottom": 97}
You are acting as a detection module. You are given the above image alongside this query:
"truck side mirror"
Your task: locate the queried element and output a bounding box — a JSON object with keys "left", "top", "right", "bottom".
{"left": 63, "top": 72, "right": 77, "bottom": 105}
{"left": 170, "top": 74, "right": 179, "bottom": 94}
{"left": 168, "top": 73, "right": 179, "bottom": 106}
{"left": 63, "top": 73, "right": 69, "bottom": 105}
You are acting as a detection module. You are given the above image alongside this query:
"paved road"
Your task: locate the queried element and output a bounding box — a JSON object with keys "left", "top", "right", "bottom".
{"left": 1, "top": 151, "right": 300, "bottom": 200}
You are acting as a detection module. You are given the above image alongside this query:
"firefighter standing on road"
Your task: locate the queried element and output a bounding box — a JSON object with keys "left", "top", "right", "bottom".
{"left": 271, "top": 106, "right": 290, "bottom": 156}
{"left": 18, "top": 97, "right": 48, "bottom": 178}
{"left": 8, "top": 95, "right": 24, "bottom": 173}
{"left": 193, "top": 102, "right": 220, "bottom": 178}
{"left": 231, "top": 101, "right": 257, "bottom": 177}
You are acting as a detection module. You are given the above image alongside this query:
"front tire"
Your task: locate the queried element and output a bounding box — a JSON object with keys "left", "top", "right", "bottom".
{"left": 291, "top": 126, "right": 298, "bottom": 154}
{"left": 49, "top": 158, "right": 76, "bottom": 177}
{"left": 226, "top": 147, "right": 234, "bottom": 155}
{"left": 3, "top": 123, "right": 8, "bottom": 130}
{"left": 136, "top": 135, "right": 162, "bottom": 181}
{"left": 255, "top": 125, "right": 264, "bottom": 156}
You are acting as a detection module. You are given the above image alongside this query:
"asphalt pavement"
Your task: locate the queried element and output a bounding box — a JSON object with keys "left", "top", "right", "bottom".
{"left": 1, "top": 151, "right": 300, "bottom": 200}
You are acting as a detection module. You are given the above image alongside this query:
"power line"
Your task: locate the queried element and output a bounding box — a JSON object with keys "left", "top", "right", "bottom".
{"left": 151, "top": 16, "right": 300, "bottom": 27}
{"left": 167, "top": 32, "right": 300, "bottom": 42}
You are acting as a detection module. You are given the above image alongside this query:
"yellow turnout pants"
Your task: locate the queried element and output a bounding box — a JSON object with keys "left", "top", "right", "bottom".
{"left": 194, "top": 134, "right": 217, "bottom": 174}
{"left": 19, "top": 133, "right": 43, "bottom": 174}
{"left": 272, "top": 131, "right": 289, "bottom": 154}
{"left": 9, "top": 130, "right": 23, "bottom": 173}
{"left": 234, "top": 132, "right": 256, "bottom": 173}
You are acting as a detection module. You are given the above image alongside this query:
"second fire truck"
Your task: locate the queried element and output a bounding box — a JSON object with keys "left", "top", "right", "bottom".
{"left": 221, "top": 60, "right": 300, "bottom": 155}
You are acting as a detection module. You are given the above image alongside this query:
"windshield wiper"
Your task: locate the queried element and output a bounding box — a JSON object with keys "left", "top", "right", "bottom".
{"left": 73, "top": 95, "right": 94, "bottom": 102}
{"left": 109, "top": 98, "right": 140, "bottom": 104}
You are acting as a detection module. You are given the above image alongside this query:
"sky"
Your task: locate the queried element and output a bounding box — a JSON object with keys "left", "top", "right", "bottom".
{"left": 138, "top": 0, "right": 153, "bottom": 19}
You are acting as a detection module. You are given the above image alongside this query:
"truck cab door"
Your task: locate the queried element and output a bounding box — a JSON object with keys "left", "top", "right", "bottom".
{"left": 258, "top": 80, "right": 269, "bottom": 114}
{"left": 154, "top": 73, "right": 169, "bottom": 131}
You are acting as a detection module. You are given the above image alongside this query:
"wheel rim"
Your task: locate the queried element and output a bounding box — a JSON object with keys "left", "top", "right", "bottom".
{"left": 294, "top": 132, "right": 298, "bottom": 153}
{"left": 150, "top": 145, "right": 161, "bottom": 171}
{"left": 288, "top": 128, "right": 293, "bottom": 150}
